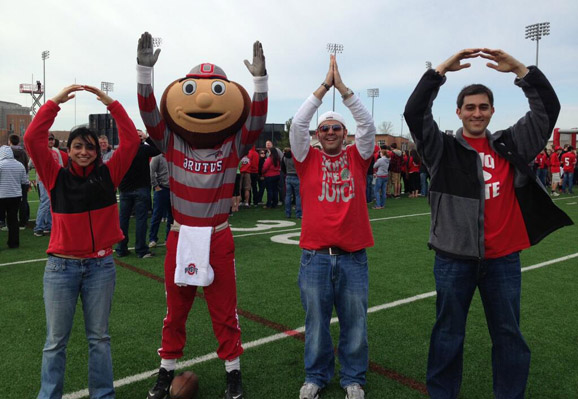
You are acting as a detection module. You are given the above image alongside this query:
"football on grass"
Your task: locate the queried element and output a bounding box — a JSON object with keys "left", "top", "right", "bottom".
{"left": 169, "top": 371, "right": 199, "bottom": 399}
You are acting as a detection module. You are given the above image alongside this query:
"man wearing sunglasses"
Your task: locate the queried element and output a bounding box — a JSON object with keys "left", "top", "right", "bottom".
{"left": 290, "top": 55, "right": 376, "bottom": 399}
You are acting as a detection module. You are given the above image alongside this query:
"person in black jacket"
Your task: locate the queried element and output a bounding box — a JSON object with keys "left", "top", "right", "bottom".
{"left": 404, "top": 48, "right": 572, "bottom": 399}
{"left": 116, "top": 129, "right": 161, "bottom": 258}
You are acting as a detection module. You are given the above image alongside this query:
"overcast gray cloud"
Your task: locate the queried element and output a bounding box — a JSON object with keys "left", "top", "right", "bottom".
{"left": 2, "top": 0, "right": 577, "bottom": 135}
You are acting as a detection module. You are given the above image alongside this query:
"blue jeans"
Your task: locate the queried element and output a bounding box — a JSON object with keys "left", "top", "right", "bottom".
{"left": 298, "top": 249, "right": 369, "bottom": 388}
{"left": 39, "top": 255, "right": 116, "bottom": 399}
{"left": 116, "top": 187, "right": 150, "bottom": 256}
{"left": 148, "top": 187, "right": 173, "bottom": 243}
{"left": 537, "top": 168, "right": 548, "bottom": 187}
{"left": 264, "top": 175, "right": 280, "bottom": 208}
{"left": 427, "top": 252, "right": 530, "bottom": 399}
{"left": 562, "top": 172, "right": 574, "bottom": 193}
{"left": 420, "top": 172, "right": 429, "bottom": 196}
{"left": 35, "top": 180, "right": 52, "bottom": 233}
{"left": 365, "top": 175, "right": 373, "bottom": 203}
{"left": 284, "top": 175, "right": 302, "bottom": 217}
{"left": 374, "top": 176, "right": 388, "bottom": 207}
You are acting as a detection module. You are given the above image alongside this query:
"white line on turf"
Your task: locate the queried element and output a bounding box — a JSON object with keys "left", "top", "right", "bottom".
{"left": 61, "top": 252, "right": 577, "bottom": 399}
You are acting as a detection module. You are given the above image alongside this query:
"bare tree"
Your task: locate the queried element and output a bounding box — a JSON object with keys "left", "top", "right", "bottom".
{"left": 378, "top": 121, "right": 394, "bottom": 135}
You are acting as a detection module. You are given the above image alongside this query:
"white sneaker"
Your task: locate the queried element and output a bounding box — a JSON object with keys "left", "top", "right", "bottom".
{"left": 345, "top": 383, "right": 365, "bottom": 399}
{"left": 552, "top": 192, "right": 560, "bottom": 197}
{"left": 149, "top": 241, "right": 157, "bottom": 248}
{"left": 299, "top": 382, "right": 320, "bottom": 399}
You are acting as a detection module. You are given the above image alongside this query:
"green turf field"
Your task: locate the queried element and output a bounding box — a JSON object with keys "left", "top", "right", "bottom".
{"left": 1, "top": 189, "right": 577, "bottom": 398}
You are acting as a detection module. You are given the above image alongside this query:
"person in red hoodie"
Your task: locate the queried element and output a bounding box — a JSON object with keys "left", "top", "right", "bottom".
{"left": 534, "top": 148, "right": 549, "bottom": 186}
{"left": 247, "top": 146, "right": 260, "bottom": 206}
{"left": 262, "top": 144, "right": 281, "bottom": 208}
{"left": 25, "top": 84, "right": 140, "bottom": 399}
{"left": 408, "top": 149, "right": 422, "bottom": 197}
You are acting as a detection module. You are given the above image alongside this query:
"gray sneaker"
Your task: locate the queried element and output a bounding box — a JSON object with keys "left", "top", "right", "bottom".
{"left": 299, "top": 382, "right": 320, "bottom": 399}
{"left": 344, "top": 383, "right": 365, "bottom": 399}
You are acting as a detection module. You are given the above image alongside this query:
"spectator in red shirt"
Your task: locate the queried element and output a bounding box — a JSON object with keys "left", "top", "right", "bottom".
{"left": 561, "top": 145, "right": 576, "bottom": 194}
{"left": 408, "top": 149, "right": 421, "bottom": 197}
{"left": 550, "top": 145, "right": 562, "bottom": 196}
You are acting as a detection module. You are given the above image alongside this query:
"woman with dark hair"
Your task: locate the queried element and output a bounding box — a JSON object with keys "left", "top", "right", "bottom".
{"left": 24, "top": 84, "right": 140, "bottom": 399}
{"left": 409, "top": 149, "right": 421, "bottom": 198}
{"left": 262, "top": 144, "right": 281, "bottom": 208}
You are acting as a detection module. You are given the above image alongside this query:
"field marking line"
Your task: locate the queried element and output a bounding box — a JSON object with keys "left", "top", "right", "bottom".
{"left": 62, "top": 252, "right": 577, "bottom": 399}
{"left": 0, "top": 212, "right": 431, "bottom": 268}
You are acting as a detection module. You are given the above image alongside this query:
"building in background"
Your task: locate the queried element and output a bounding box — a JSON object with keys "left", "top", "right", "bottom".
{"left": 0, "top": 101, "right": 31, "bottom": 144}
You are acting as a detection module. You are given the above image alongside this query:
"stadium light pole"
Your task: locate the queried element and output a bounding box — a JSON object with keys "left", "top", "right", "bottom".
{"left": 425, "top": 61, "right": 432, "bottom": 70}
{"left": 101, "top": 82, "right": 114, "bottom": 114}
{"left": 326, "top": 43, "right": 343, "bottom": 111}
{"left": 152, "top": 37, "right": 163, "bottom": 90}
{"left": 42, "top": 50, "right": 50, "bottom": 104}
{"left": 525, "top": 22, "right": 550, "bottom": 67}
{"left": 367, "top": 88, "right": 379, "bottom": 118}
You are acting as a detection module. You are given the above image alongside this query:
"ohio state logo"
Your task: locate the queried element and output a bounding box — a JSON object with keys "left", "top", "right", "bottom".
{"left": 185, "top": 263, "right": 198, "bottom": 275}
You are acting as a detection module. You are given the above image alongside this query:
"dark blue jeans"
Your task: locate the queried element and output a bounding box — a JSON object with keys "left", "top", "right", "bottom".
{"left": 149, "top": 187, "right": 173, "bottom": 243}
{"left": 427, "top": 252, "right": 530, "bottom": 399}
{"left": 116, "top": 187, "right": 150, "bottom": 257}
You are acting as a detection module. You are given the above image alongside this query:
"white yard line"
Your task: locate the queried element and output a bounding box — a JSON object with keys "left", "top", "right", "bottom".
{"left": 62, "top": 252, "right": 577, "bottom": 399}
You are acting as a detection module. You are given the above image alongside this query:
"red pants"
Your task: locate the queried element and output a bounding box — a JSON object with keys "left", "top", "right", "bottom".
{"left": 158, "top": 227, "right": 243, "bottom": 361}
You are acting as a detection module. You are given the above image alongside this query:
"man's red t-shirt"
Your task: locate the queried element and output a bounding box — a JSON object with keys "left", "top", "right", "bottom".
{"left": 561, "top": 152, "right": 576, "bottom": 173}
{"left": 464, "top": 136, "right": 530, "bottom": 259}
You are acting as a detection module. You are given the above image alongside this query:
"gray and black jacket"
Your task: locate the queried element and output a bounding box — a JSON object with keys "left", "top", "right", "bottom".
{"left": 404, "top": 66, "right": 573, "bottom": 260}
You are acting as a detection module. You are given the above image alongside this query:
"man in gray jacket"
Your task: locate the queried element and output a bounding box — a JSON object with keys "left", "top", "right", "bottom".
{"left": 404, "top": 48, "right": 572, "bottom": 399}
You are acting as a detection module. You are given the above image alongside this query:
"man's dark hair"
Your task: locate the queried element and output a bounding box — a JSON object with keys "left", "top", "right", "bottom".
{"left": 391, "top": 143, "right": 397, "bottom": 149}
{"left": 457, "top": 84, "right": 494, "bottom": 108}
{"left": 67, "top": 127, "right": 101, "bottom": 163}
{"left": 9, "top": 134, "right": 20, "bottom": 145}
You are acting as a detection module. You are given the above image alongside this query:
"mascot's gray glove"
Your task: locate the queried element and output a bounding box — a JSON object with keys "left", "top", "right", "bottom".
{"left": 137, "top": 31, "right": 161, "bottom": 67}
{"left": 244, "top": 41, "right": 267, "bottom": 77}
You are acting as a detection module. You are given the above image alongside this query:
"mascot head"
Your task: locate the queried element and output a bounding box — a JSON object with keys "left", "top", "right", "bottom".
{"left": 160, "top": 63, "right": 251, "bottom": 148}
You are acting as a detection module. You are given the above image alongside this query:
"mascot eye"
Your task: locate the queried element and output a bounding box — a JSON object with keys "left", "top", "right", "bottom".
{"left": 211, "top": 81, "right": 226, "bottom": 96}
{"left": 182, "top": 81, "right": 197, "bottom": 95}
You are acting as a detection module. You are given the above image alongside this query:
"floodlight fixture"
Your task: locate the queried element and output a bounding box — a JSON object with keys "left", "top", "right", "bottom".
{"left": 525, "top": 22, "right": 550, "bottom": 67}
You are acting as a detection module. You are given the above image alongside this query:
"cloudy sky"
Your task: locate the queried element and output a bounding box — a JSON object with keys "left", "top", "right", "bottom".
{"left": 2, "top": 0, "right": 577, "bottom": 137}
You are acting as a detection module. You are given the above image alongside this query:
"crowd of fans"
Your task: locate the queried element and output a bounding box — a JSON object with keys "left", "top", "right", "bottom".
{"left": 1, "top": 134, "right": 577, "bottom": 252}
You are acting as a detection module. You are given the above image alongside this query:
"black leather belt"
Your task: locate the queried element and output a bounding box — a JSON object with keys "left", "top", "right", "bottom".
{"left": 316, "top": 247, "right": 350, "bottom": 256}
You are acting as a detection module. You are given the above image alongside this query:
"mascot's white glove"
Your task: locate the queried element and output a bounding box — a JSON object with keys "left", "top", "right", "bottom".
{"left": 137, "top": 31, "right": 161, "bottom": 67}
{"left": 244, "top": 41, "right": 266, "bottom": 77}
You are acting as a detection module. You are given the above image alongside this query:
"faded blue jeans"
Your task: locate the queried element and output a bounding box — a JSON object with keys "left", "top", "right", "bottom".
{"left": 298, "top": 249, "right": 369, "bottom": 389}
{"left": 39, "top": 255, "right": 116, "bottom": 399}
{"left": 427, "top": 252, "right": 530, "bottom": 399}
{"left": 35, "top": 180, "right": 52, "bottom": 233}
{"left": 374, "top": 176, "right": 388, "bottom": 207}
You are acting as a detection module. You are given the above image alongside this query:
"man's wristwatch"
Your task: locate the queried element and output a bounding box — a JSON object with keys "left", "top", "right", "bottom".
{"left": 321, "top": 82, "right": 331, "bottom": 91}
{"left": 341, "top": 88, "right": 354, "bottom": 100}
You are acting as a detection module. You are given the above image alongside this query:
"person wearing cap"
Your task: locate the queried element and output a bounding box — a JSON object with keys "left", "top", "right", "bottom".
{"left": 404, "top": 48, "right": 573, "bottom": 398}
{"left": 550, "top": 145, "right": 563, "bottom": 196}
{"left": 136, "top": 32, "right": 267, "bottom": 399}
{"left": 290, "top": 55, "right": 375, "bottom": 399}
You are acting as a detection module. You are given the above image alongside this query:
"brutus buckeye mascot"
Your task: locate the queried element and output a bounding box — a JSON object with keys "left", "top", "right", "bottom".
{"left": 136, "top": 32, "right": 267, "bottom": 399}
